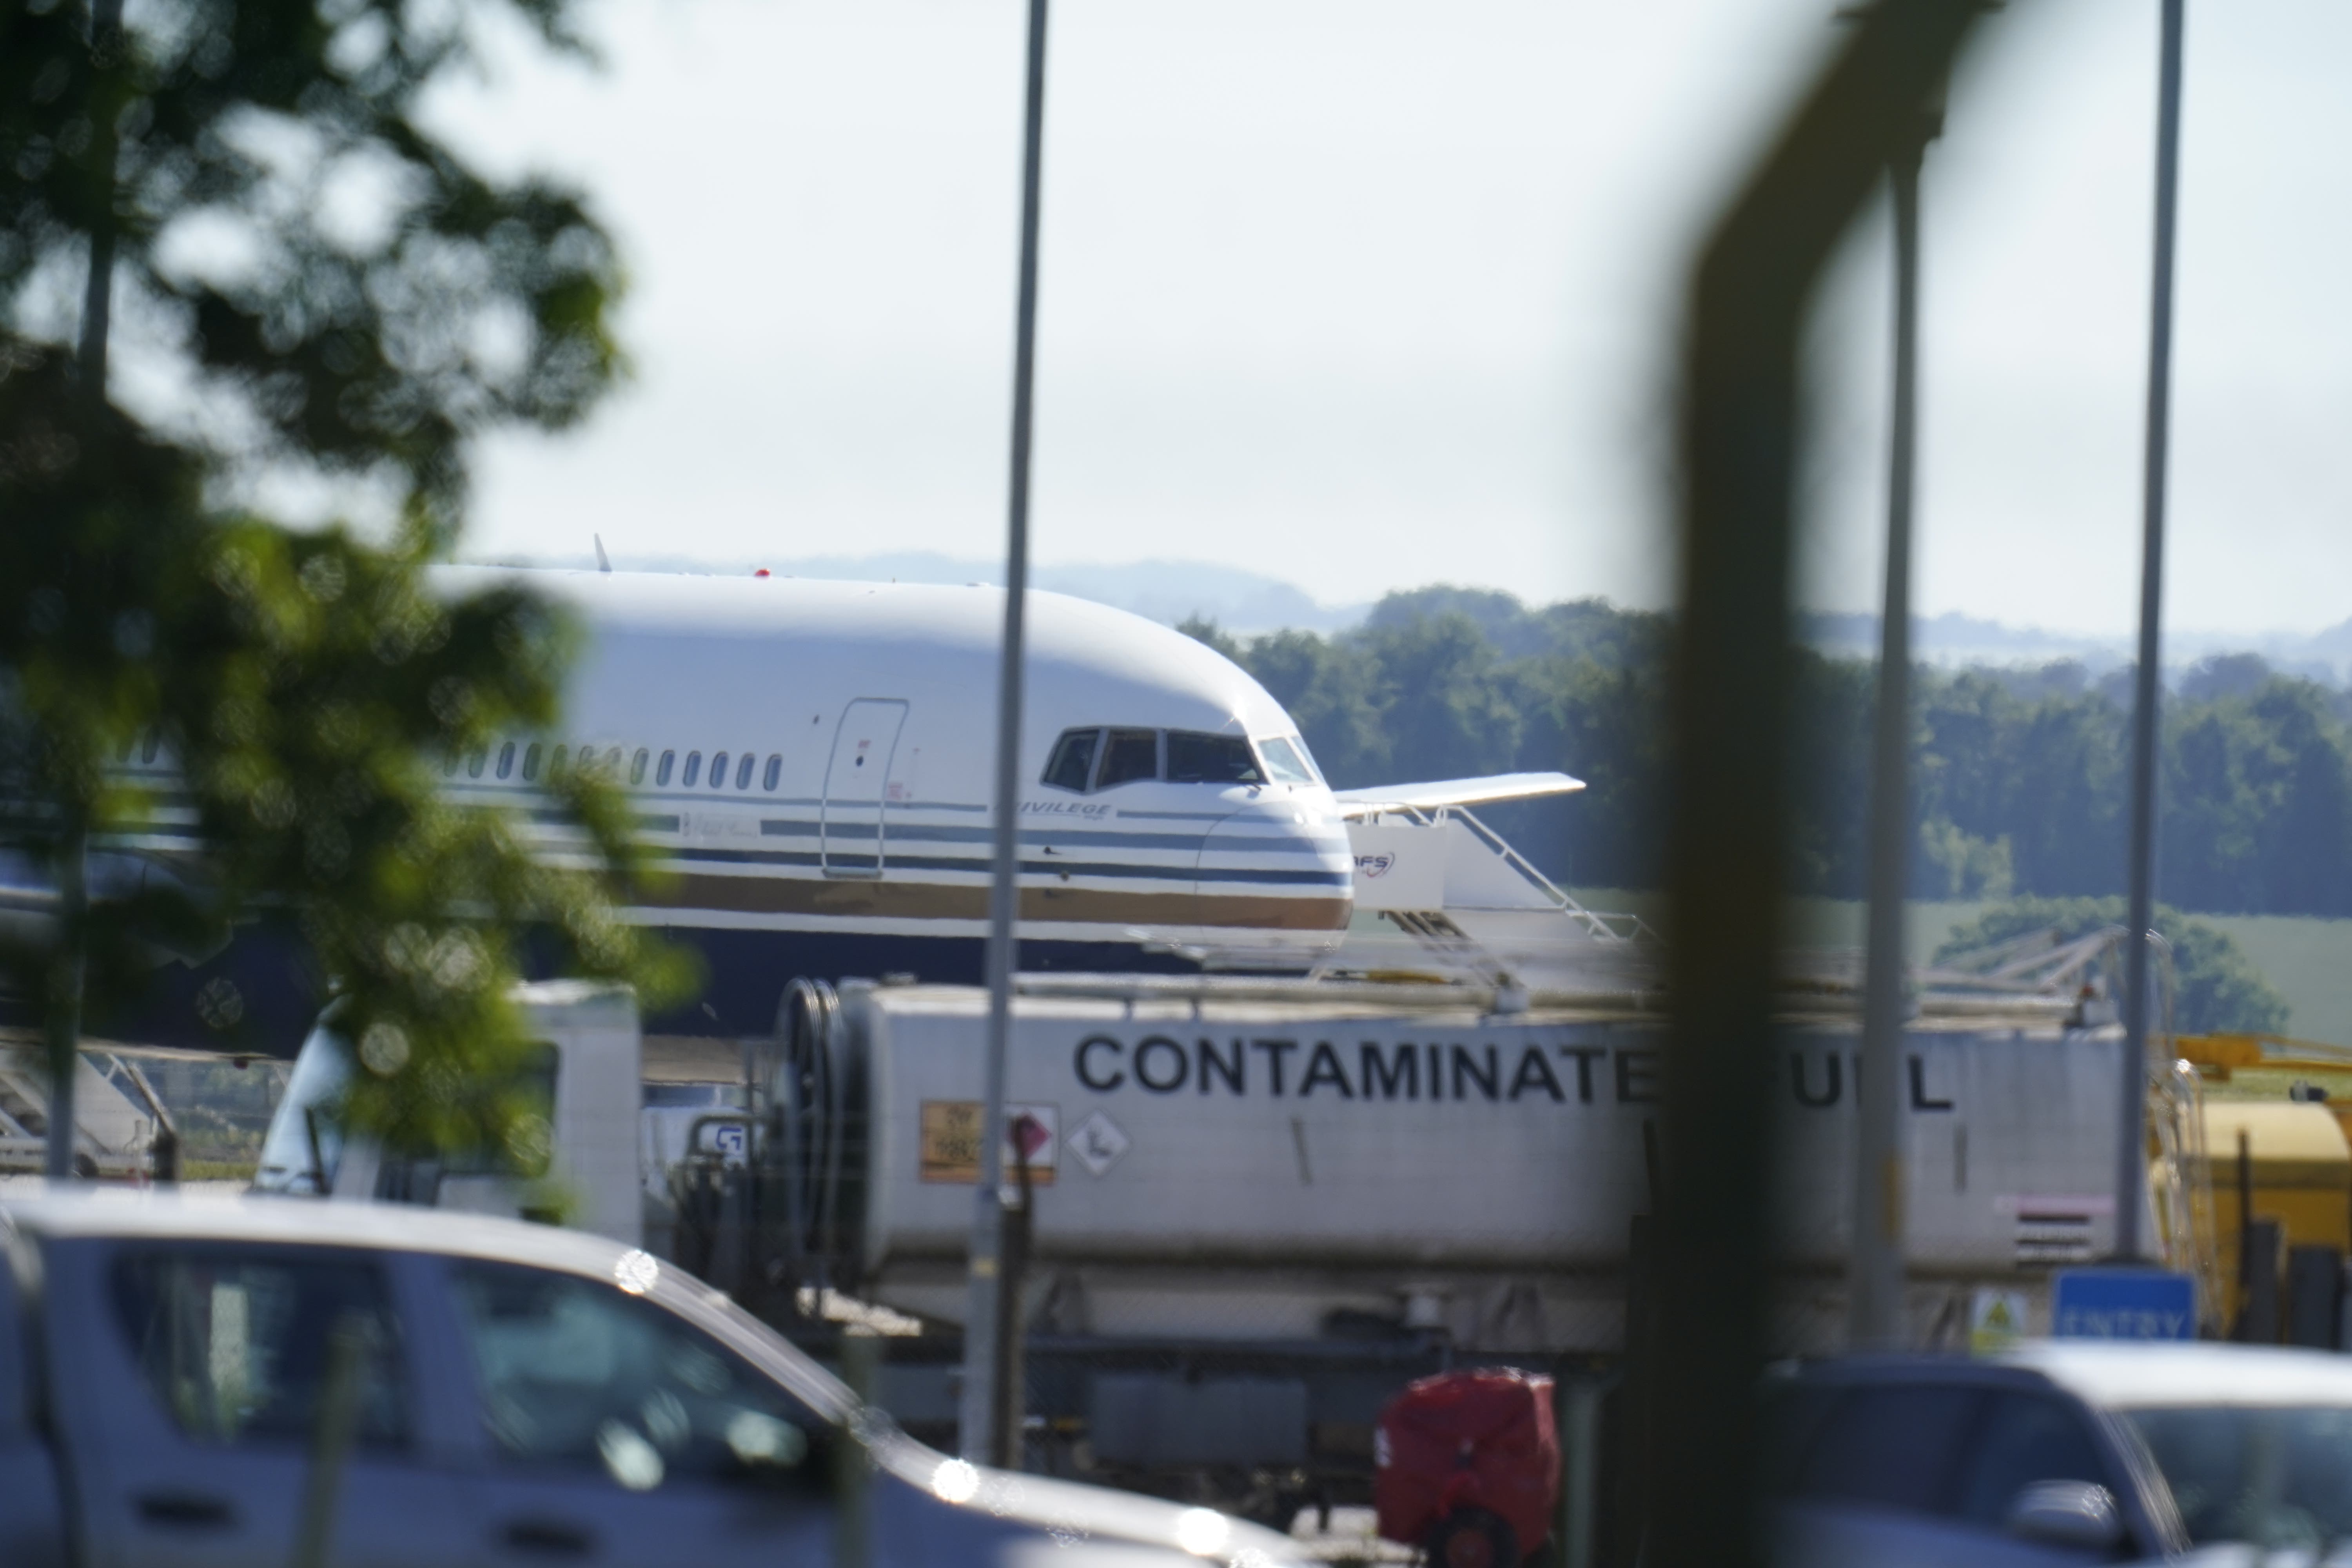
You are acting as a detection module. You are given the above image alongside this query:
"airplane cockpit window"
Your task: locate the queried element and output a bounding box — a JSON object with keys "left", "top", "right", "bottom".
{"left": 682, "top": 751, "right": 701, "bottom": 788}
{"left": 736, "top": 753, "right": 756, "bottom": 790}
{"left": 1166, "top": 731, "right": 1262, "bottom": 785}
{"left": 630, "top": 749, "right": 649, "bottom": 786}
{"left": 1043, "top": 729, "right": 1100, "bottom": 793}
{"left": 763, "top": 755, "right": 782, "bottom": 791}
{"left": 1044, "top": 727, "right": 1290, "bottom": 791}
{"left": 1257, "top": 735, "right": 1317, "bottom": 785}
{"left": 656, "top": 750, "right": 675, "bottom": 786}
{"left": 711, "top": 751, "right": 730, "bottom": 789}
{"left": 1098, "top": 728, "right": 1161, "bottom": 790}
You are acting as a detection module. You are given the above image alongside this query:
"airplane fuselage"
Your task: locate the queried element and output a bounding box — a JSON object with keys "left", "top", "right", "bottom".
{"left": 107, "top": 569, "right": 1356, "bottom": 1045}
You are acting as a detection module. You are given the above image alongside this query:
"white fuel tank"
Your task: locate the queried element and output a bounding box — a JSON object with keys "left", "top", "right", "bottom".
{"left": 808, "top": 980, "right": 2132, "bottom": 1347}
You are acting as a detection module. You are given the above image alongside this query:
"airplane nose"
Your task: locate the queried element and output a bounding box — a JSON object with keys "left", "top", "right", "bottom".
{"left": 1191, "top": 803, "right": 1354, "bottom": 936}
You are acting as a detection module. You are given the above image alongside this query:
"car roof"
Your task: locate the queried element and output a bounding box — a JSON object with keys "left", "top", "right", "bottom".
{"left": 0, "top": 1185, "right": 638, "bottom": 1283}
{"left": 1998, "top": 1340, "right": 2352, "bottom": 1410}
{"left": 1785, "top": 1342, "right": 2352, "bottom": 1412}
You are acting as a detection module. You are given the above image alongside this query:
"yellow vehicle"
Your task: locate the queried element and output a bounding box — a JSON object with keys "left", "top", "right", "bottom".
{"left": 2178, "top": 1034, "right": 2352, "bottom": 1330}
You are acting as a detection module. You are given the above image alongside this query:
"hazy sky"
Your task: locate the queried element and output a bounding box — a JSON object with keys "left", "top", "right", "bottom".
{"left": 430, "top": 1, "right": 2352, "bottom": 635}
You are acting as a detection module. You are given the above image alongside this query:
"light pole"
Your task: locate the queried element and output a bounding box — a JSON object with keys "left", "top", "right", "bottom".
{"left": 961, "top": 0, "right": 1051, "bottom": 1467}
{"left": 2116, "top": 0, "right": 2187, "bottom": 1262}
{"left": 1850, "top": 90, "right": 1941, "bottom": 1350}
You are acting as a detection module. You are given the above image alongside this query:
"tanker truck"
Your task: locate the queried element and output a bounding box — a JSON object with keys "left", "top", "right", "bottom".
{"left": 254, "top": 971, "right": 2211, "bottom": 1520}
{"left": 750, "top": 975, "right": 2193, "bottom": 1338}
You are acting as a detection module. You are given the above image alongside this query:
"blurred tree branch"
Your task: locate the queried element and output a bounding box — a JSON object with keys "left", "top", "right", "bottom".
{"left": 0, "top": 0, "right": 684, "bottom": 1166}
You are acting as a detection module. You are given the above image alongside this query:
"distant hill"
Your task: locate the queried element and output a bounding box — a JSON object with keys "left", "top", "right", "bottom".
{"left": 478, "top": 548, "right": 2352, "bottom": 682}
{"left": 1806, "top": 610, "right": 2352, "bottom": 685}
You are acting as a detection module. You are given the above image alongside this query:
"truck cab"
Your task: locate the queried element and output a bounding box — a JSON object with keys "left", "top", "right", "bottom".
{"left": 253, "top": 982, "right": 652, "bottom": 1249}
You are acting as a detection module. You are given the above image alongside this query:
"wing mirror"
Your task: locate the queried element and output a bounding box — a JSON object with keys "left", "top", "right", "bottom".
{"left": 2004, "top": 1480, "right": 2126, "bottom": 1553}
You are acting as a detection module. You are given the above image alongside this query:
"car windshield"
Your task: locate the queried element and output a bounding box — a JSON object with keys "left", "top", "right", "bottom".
{"left": 252, "top": 1022, "right": 354, "bottom": 1194}
{"left": 2128, "top": 1405, "right": 2352, "bottom": 1548}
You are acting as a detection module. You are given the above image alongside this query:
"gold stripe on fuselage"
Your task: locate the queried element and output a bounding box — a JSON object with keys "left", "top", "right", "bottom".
{"left": 637, "top": 871, "right": 1348, "bottom": 931}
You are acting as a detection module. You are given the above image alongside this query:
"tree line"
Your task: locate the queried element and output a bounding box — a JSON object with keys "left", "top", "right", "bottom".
{"left": 1186, "top": 588, "right": 2352, "bottom": 919}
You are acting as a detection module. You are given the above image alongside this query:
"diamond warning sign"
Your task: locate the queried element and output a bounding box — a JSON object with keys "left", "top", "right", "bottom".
{"left": 920, "top": 1101, "right": 1058, "bottom": 1185}
{"left": 1067, "top": 1110, "right": 1131, "bottom": 1178}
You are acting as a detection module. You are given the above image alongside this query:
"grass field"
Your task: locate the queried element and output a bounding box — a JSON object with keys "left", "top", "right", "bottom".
{"left": 1566, "top": 889, "right": 2352, "bottom": 1049}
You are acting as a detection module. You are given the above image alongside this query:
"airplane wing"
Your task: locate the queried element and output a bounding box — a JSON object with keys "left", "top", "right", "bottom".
{"left": 1329, "top": 771, "right": 1586, "bottom": 817}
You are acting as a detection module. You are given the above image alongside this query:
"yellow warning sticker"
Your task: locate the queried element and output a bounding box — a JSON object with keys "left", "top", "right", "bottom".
{"left": 919, "top": 1100, "right": 1058, "bottom": 1186}
{"left": 1970, "top": 1288, "right": 2028, "bottom": 1356}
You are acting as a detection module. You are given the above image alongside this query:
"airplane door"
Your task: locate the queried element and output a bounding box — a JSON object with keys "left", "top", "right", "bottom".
{"left": 820, "top": 699, "right": 908, "bottom": 878}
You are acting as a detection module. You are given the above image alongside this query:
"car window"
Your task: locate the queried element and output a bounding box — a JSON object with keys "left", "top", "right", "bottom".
{"left": 1955, "top": 1392, "right": 2114, "bottom": 1526}
{"left": 2129, "top": 1405, "right": 2352, "bottom": 1547}
{"left": 1792, "top": 1385, "right": 1985, "bottom": 1517}
{"left": 1166, "top": 730, "right": 1262, "bottom": 785}
{"left": 1096, "top": 728, "right": 1160, "bottom": 789}
{"left": 450, "top": 1260, "right": 824, "bottom": 1493}
{"left": 113, "top": 1247, "right": 408, "bottom": 1448}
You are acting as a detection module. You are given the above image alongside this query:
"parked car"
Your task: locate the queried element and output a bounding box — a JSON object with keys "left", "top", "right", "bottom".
{"left": 0, "top": 1187, "right": 1300, "bottom": 1568}
{"left": 1769, "top": 1341, "right": 2352, "bottom": 1566}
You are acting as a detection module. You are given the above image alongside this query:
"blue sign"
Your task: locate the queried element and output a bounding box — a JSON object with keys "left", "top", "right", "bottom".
{"left": 2052, "top": 1269, "right": 2197, "bottom": 1341}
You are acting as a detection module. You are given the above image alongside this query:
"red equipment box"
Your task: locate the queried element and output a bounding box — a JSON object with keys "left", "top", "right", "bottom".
{"left": 1375, "top": 1368, "right": 1560, "bottom": 1568}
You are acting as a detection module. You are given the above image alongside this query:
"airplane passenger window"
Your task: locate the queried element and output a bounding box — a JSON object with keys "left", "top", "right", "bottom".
{"left": 1166, "top": 731, "right": 1263, "bottom": 785}
{"left": 630, "top": 749, "right": 649, "bottom": 785}
{"left": 1257, "top": 736, "right": 1316, "bottom": 785}
{"left": 735, "top": 753, "right": 755, "bottom": 789}
{"left": 142, "top": 731, "right": 160, "bottom": 764}
{"left": 1096, "top": 728, "right": 1160, "bottom": 790}
{"left": 682, "top": 752, "right": 701, "bottom": 788}
{"left": 1043, "top": 729, "right": 1101, "bottom": 793}
{"left": 467, "top": 750, "right": 486, "bottom": 779}
{"left": 710, "top": 752, "right": 729, "bottom": 789}
{"left": 656, "top": 751, "right": 675, "bottom": 786}
{"left": 522, "top": 743, "right": 542, "bottom": 782}
{"left": 599, "top": 747, "right": 618, "bottom": 776}
{"left": 550, "top": 745, "right": 569, "bottom": 778}
{"left": 444, "top": 754, "right": 459, "bottom": 778}
{"left": 497, "top": 742, "right": 516, "bottom": 780}
{"left": 763, "top": 754, "right": 782, "bottom": 791}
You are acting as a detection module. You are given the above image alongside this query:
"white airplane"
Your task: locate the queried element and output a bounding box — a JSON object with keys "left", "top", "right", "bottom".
{"left": 89, "top": 568, "right": 1581, "bottom": 1043}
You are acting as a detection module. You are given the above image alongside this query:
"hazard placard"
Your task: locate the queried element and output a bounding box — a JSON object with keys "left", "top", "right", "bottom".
{"left": 1969, "top": 1288, "right": 2028, "bottom": 1356}
{"left": 920, "top": 1100, "right": 1058, "bottom": 1185}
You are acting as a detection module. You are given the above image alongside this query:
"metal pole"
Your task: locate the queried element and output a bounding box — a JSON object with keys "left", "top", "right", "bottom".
{"left": 41, "top": 824, "right": 86, "bottom": 1181}
{"left": 1655, "top": 6, "right": 1987, "bottom": 1565}
{"left": 77, "top": 0, "right": 125, "bottom": 392}
{"left": 1850, "top": 123, "right": 1932, "bottom": 1351}
{"left": 2117, "top": 0, "right": 2185, "bottom": 1263}
{"left": 49, "top": 0, "right": 126, "bottom": 1183}
{"left": 961, "top": 0, "right": 1049, "bottom": 1467}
